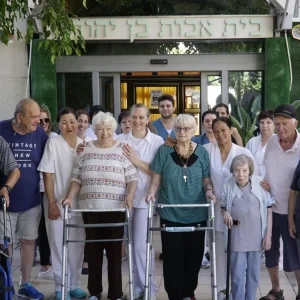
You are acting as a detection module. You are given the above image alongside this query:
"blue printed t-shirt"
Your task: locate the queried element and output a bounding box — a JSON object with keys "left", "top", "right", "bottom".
{"left": 152, "top": 118, "right": 176, "bottom": 141}
{"left": 192, "top": 133, "right": 209, "bottom": 145}
{"left": 0, "top": 119, "right": 48, "bottom": 212}
{"left": 149, "top": 144, "right": 210, "bottom": 224}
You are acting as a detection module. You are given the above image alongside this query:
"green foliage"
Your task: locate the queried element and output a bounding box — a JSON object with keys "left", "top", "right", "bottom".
{"left": 0, "top": 0, "right": 85, "bottom": 62}
{"left": 229, "top": 95, "right": 261, "bottom": 145}
{"left": 291, "top": 100, "right": 300, "bottom": 110}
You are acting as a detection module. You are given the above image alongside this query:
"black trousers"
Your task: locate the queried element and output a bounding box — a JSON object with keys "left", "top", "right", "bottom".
{"left": 38, "top": 193, "right": 51, "bottom": 266}
{"left": 160, "top": 218, "right": 206, "bottom": 300}
{"left": 82, "top": 211, "right": 124, "bottom": 300}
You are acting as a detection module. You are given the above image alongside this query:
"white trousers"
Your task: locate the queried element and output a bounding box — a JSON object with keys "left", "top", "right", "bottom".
{"left": 216, "top": 231, "right": 227, "bottom": 293}
{"left": 132, "top": 208, "right": 158, "bottom": 298}
{"left": 45, "top": 209, "right": 85, "bottom": 292}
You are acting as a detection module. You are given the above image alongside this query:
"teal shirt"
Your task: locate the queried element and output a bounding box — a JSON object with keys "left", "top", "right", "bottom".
{"left": 150, "top": 144, "right": 210, "bottom": 224}
{"left": 152, "top": 118, "right": 176, "bottom": 141}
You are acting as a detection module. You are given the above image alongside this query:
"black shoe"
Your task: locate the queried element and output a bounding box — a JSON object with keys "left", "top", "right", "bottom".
{"left": 159, "top": 253, "right": 163, "bottom": 260}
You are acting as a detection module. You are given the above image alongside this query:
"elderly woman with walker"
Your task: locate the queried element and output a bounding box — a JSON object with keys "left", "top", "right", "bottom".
{"left": 63, "top": 112, "right": 138, "bottom": 300}
{"left": 146, "top": 114, "right": 217, "bottom": 300}
{"left": 221, "top": 154, "right": 273, "bottom": 300}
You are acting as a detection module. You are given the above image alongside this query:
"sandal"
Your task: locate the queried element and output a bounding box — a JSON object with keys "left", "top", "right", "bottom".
{"left": 260, "top": 289, "right": 284, "bottom": 300}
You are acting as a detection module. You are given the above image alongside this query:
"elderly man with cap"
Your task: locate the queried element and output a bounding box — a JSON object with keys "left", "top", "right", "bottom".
{"left": 260, "top": 104, "right": 300, "bottom": 300}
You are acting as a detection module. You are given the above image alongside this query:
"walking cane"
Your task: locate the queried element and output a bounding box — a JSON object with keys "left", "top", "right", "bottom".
{"left": 226, "top": 220, "right": 240, "bottom": 300}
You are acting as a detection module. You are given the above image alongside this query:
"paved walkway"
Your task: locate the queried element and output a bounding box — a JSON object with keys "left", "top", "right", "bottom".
{"left": 9, "top": 232, "right": 298, "bottom": 300}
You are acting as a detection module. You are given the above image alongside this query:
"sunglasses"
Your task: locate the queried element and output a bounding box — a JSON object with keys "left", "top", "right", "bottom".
{"left": 40, "top": 118, "right": 50, "bottom": 124}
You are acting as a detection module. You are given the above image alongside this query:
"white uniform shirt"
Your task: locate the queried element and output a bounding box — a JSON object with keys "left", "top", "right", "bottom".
{"left": 246, "top": 135, "right": 275, "bottom": 177}
{"left": 39, "top": 132, "right": 58, "bottom": 193}
{"left": 117, "top": 130, "right": 164, "bottom": 208}
{"left": 264, "top": 132, "right": 300, "bottom": 215}
{"left": 38, "top": 135, "right": 83, "bottom": 216}
{"left": 204, "top": 142, "right": 257, "bottom": 232}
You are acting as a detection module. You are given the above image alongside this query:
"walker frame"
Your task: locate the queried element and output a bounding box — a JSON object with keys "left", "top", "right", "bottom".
{"left": 144, "top": 201, "right": 217, "bottom": 300}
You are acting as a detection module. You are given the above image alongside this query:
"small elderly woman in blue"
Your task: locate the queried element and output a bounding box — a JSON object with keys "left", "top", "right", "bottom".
{"left": 147, "top": 113, "right": 216, "bottom": 300}
{"left": 221, "top": 154, "right": 274, "bottom": 300}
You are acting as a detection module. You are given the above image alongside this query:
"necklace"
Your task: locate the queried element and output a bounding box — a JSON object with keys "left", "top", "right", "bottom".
{"left": 174, "top": 141, "right": 194, "bottom": 183}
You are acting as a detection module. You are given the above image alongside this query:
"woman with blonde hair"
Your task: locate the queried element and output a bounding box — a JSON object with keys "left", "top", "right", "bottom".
{"left": 118, "top": 103, "right": 163, "bottom": 299}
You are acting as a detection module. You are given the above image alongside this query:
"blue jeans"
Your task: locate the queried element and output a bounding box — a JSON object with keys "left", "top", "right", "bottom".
{"left": 231, "top": 251, "right": 262, "bottom": 300}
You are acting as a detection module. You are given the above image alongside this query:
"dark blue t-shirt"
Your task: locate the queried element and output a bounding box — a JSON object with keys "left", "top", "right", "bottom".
{"left": 0, "top": 119, "right": 48, "bottom": 212}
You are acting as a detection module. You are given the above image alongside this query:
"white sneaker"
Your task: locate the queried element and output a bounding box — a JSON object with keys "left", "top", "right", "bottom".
{"left": 38, "top": 268, "right": 54, "bottom": 280}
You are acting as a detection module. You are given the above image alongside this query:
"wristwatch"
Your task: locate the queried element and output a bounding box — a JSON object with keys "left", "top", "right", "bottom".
{"left": 3, "top": 184, "right": 12, "bottom": 193}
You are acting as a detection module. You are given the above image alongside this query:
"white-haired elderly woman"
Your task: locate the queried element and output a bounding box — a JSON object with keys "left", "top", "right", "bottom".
{"left": 63, "top": 112, "right": 138, "bottom": 300}
{"left": 221, "top": 154, "right": 274, "bottom": 300}
{"left": 146, "top": 114, "right": 216, "bottom": 300}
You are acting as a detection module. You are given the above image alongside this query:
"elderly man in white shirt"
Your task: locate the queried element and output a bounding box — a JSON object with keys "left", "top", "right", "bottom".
{"left": 261, "top": 104, "right": 300, "bottom": 300}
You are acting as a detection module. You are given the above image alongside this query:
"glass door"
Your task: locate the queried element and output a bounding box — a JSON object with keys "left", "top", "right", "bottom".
{"left": 93, "top": 73, "right": 121, "bottom": 121}
{"left": 183, "top": 84, "right": 201, "bottom": 135}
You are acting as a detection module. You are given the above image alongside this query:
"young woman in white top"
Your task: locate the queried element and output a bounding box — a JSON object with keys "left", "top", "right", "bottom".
{"left": 38, "top": 107, "right": 87, "bottom": 300}
{"left": 204, "top": 117, "right": 258, "bottom": 297}
{"left": 77, "top": 110, "right": 93, "bottom": 143}
{"left": 118, "top": 103, "right": 164, "bottom": 300}
{"left": 37, "top": 106, "right": 57, "bottom": 280}
{"left": 246, "top": 110, "right": 274, "bottom": 177}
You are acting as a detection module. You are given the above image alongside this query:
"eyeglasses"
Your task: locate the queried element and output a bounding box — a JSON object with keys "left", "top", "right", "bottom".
{"left": 40, "top": 118, "right": 50, "bottom": 124}
{"left": 174, "top": 126, "right": 192, "bottom": 132}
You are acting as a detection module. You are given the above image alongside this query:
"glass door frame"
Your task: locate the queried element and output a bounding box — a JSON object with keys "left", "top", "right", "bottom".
{"left": 92, "top": 72, "right": 121, "bottom": 120}
{"left": 200, "top": 71, "right": 228, "bottom": 132}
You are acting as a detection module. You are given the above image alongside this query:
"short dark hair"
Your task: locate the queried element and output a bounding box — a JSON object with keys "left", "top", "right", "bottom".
{"left": 201, "top": 110, "right": 218, "bottom": 123}
{"left": 258, "top": 110, "right": 274, "bottom": 122}
{"left": 212, "top": 117, "right": 232, "bottom": 130}
{"left": 89, "top": 105, "right": 106, "bottom": 122}
{"left": 213, "top": 103, "right": 229, "bottom": 116}
{"left": 76, "top": 109, "right": 90, "bottom": 122}
{"left": 57, "top": 107, "right": 77, "bottom": 123}
{"left": 117, "top": 110, "right": 130, "bottom": 125}
{"left": 157, "top": 94, "right": 174, "bottom": 106}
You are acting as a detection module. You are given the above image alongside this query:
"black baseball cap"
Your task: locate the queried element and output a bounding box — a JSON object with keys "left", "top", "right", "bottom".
{"left": 273, "top": 104, "right": 296, "bottom": 119}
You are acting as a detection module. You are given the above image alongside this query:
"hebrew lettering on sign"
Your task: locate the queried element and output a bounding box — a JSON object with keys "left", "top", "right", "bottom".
{"left": 127, "top": 20, "right": 149, "bottom": 42}
{"left": 93, "top": 20, "right": 117, "bottom": 38}
{"left": 73, "top": 19, "right": 85, "bottom": 33}
{"left": 136, "top": 20, "right": 149, "bottom": 38}
{"left": 240, "top": 18, "right": 248, "bottom": 29}
{"left": 159, "top": 20, "right": 175, "bottom": 37}
{"left": 175, "top": 19, "right": 184, "bottom": 37}
{"left": 71, "top": 15, "right": 273, "bottom": 40}
{"left": 200, "top": 19, "right": 213, "bottom": 37}
{"left": 223, "top": 19, "right": 238, "bottom": 37}
{"left": 249, "top": 18, "right": 262, "bottom": 36}
{"left": 184, "top": 19, "right": 198, "bottom": 37}
{"left": 85, "top": 20, "right": 97, "bottom": 37}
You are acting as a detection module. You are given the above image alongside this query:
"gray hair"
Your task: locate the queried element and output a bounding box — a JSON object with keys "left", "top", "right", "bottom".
{"left": 14, "top": 98, "right": 37, "bottom": 119}
{"left": 174, "top": 114, "right": 197, "bottom": 131}
{"left": 92, "top": 111, "right": 118, "bottom": 132}
{"left": 230, "top": 154, "right": 255, "bottom": 176}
